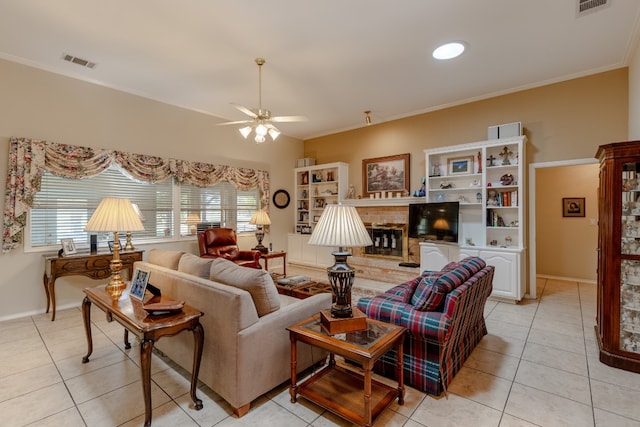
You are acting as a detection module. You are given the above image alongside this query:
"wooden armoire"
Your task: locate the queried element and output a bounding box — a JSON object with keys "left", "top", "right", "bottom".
{"left": 595, "top": 141, "right": 640, "bottom": 373}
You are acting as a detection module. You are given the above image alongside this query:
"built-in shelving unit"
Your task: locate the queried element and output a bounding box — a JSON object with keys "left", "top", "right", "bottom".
{"left": 423, "top": 135, "right": 527, "bottom": 301}
{"left": 294, "top": 162, "right": 348, "bottom": 234}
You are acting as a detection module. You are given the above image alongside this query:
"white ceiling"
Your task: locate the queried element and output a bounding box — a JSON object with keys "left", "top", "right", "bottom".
{"left": 1, "top": 0, "right": 639, "bottom": 140}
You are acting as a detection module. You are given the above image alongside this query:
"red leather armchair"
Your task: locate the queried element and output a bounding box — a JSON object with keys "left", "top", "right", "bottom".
{"left": 197, "top": 228, "right": 262, "bottom": 269}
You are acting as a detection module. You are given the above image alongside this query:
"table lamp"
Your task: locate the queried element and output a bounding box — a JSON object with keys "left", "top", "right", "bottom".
{"left": 84, "top": 198, "right": 144, "bottom": 300}
{"left": 307, "top": 203, "right": 372, "bottom": 318}
{"left": 249, "top": 209, "right": 271, "bottom": 254}
{"left": 123, "top": 203, "right": 145, "bottom": 251}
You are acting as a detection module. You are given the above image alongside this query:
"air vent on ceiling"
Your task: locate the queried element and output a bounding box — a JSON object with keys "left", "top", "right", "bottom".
{"left": 577, "top": 0, "right": 609, "bottom": 16}
{"left": 62, "top": 53, "right": 96, "bottom": 69}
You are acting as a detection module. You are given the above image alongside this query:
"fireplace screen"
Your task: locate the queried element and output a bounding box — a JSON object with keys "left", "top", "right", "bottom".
{"left": 363, "top": 223, "right": 407, "bottom": 261}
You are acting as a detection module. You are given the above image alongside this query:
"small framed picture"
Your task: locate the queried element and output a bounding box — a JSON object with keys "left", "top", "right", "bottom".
{"left": 129, "top": 268, "right": 150, "bottom": 300}
{"left": 449, "top": 156, "right": 474, "bottom": 175}
{"left": 60, "top": 238, "right": 77, "bottom": 256}
{"left": 563, "top": 197, "right": 585, "bottom": 217}
{"left": 108, "top": 240, "right": 122, "bottom": 253}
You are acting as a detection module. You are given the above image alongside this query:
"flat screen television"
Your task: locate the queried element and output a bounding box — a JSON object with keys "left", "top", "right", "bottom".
{"left": 408, "top": 202, "right": 459, "bottom": 242}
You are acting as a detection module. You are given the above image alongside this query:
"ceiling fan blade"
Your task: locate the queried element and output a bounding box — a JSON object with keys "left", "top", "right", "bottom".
{"left": 231, "top": 103, "right": 257, "bottom": 118}
{"left": 216, "top": 119, "right": 253, "bottom": 126}
{"left": 271, "top": 115, "right": 308, "bottom": 123}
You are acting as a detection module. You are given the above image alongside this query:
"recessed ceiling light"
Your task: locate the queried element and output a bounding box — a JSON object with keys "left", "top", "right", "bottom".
{"left": 432, "top": 42, "right": 466, "bottom": 60}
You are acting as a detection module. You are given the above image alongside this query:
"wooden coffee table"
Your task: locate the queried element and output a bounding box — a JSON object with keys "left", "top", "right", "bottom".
{"left": 276, "top": 280, "right": 333, "bottom": 300}
{"left": 288, "top": 313, "right": 405, "bottom": 427}
{"left": 81, "top": 286, "right": 204, "bottom": 427}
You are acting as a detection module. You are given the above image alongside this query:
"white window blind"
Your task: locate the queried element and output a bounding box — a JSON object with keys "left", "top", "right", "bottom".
{"left": 31, "top": 167, "right": 173, "bottom": 247}
{"left": 179, "top": 182, "right": 258, "bottom": 235}
{"left": 30, "top": 166, "right": 260, "bottom": 248}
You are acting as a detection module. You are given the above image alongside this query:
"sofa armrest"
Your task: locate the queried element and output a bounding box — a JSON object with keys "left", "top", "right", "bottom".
{"left": 357, "top": 296, "right": 451, "bottom": 342}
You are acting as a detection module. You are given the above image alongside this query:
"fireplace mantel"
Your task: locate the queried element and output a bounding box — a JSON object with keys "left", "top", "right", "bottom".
{"left": 341, "top": 197, "right": 424, "bottom": 207}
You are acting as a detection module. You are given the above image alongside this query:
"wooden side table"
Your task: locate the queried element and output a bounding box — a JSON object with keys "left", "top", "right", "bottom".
{"left": 43, "top": 250, "right": 143, "bottom": 321}
{"left": 260, "top": 250, "right": 287, "bottom": 277}
{"left": 81, "top": 285, "right": 204, "bottom": 427}
{"left": 288, "top": 313, "right": 405, "bottom": 427}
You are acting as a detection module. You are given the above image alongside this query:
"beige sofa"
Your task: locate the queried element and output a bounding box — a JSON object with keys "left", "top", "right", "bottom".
{"left": 135, "top": 249, "right": 332, "bottom": 416}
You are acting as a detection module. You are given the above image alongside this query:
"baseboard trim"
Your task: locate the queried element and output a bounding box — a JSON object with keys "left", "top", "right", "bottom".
{"left": 536, "top": 274, "right": 596, "bottom": 285}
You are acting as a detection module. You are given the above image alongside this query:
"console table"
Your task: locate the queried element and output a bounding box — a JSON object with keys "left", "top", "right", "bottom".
{"left": 82, "top": 285, "right": 204, "bottom": 427}
{"left": 43, "top": 250, "right": 144, "bottom": 321}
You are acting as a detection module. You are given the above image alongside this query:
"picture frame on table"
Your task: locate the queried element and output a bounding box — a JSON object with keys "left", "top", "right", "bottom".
{"left": 563, "top": 197, "right": 585, "bottom": 217}
{"left": 129, "top": 267, "right": 150, "bottom": 300}
{"left": 362, "top": 153, "right": 410, "bottom": 198}
{"left": 60, "top": 238, "right": 77, "bottom": 256}
{"left": 108, "top": 239, "right": 123, "bottom": 253}
{"left": 448, "top": 156, "right": 474, "bottom": 175}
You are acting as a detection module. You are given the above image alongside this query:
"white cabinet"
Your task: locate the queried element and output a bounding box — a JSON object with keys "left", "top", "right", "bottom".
{"left": 295, "top": 162, "right": 349, "bottom": 234}
{"left": 287, "top": 233, "right": 337, "bottom": 268}
{"left": 419, "top": 242, "right": 525, "bottom": 301}
{"left": 478, "top": 249, "right": 524, "bottom": 300}
{"left": 420, "top": 242, "right": 452, "bottom": 271}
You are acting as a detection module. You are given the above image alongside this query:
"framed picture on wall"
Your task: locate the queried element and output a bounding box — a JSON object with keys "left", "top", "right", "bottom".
{"left": 562, "top": 197, "right": 585, "bottom": 217}
{"left": 362, "top": 153, "right": 410, "bottom": 197}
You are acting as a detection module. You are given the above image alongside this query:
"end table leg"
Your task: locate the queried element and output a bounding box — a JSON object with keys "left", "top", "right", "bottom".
{"left": 190, "top": 322, "right": 204, "bottom": 410}
{"left": 363, "top": 364, "right": 372, "bottom": 427}
{"left": 289, "top": 334, "right": 298, "bottom": 403}
{"left": 81, "top": 297, "right": 93, "bottom": 363}
{"left": 395, "top": 341, "right": 405, "bottom": 405}
{"left": 50, "top": 279, "right": 57, "bottom": 321}
{"left": 140, "top": 339, "right": 153, "bottom": 427}
{"left": 124, "top": 329, "right": 131, "bottom": 349}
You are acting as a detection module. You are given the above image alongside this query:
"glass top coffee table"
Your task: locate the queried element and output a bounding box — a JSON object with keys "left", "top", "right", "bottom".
{"left": 287, "top": 313, "right": 405, "bottom": 427}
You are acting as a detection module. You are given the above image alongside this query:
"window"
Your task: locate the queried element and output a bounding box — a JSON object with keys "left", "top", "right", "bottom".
{"left": 180, "top": 182, "right": 258, "bottom": 235}
{"left": 29, "top": 166, "right": 259, "bottom": 249}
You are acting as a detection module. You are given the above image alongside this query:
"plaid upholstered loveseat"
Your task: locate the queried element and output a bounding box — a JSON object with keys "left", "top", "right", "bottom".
{"left": 356, "top": 256, "right": 494, "bottom": 395}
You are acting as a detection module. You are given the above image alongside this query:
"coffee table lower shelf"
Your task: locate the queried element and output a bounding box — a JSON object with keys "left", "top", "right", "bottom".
{"left": 297, "top": 364, "right": 398, "bottom": 426}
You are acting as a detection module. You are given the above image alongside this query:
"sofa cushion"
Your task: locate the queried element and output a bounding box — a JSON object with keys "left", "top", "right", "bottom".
{"left": 456, "top": 256, "right": 486, "bottom": 276}
{"left": 147, "top": 249, "right": 185, "bottom": 270}
{"left": 209, "top": 257, "right": 280, "bottom": 316}
{"left": 178, "top": 253, "right": 215, "bottom": 279}
{"left": 411, "top": 266, "right": 471, "bottom": 311}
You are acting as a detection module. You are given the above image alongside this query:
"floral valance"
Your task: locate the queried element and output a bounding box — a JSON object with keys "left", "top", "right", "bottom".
{"left": 3, "top": 137, "right": 270, "bottom": 253}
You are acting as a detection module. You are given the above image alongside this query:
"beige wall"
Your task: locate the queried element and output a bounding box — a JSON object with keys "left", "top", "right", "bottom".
{"left": 0, "top": 58, "right": 304, "bottom": 320}
{"left": 305, "top": 69, "right": 627, "bottom": 198}
{"left": 535, "top": 163, "right": 599, "bottom": 281}
{"left": 304, "top": 69, "right": 628, "bottom": 288}
{"left": 629, "top": 36, "right": 640, "bottom": 139}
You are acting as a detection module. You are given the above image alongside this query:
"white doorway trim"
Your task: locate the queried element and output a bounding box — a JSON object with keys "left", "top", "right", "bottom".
{"left": 528, "top": 158, "right": 598, "bottom": 299}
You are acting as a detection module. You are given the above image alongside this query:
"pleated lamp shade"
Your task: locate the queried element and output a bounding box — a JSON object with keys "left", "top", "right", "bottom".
{"left": 308, "top": 204, "right": 372, "bottom": 248}
{"left": 249, "top": 209, "right": 272, "bottom": 226}
{"left": 84, "top": 198, "right": 145, "bottom": 232}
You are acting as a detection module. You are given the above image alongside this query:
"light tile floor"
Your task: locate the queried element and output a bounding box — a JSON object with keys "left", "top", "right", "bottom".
{"left": 1, "top": 276, "right": 640, "bottom": 426}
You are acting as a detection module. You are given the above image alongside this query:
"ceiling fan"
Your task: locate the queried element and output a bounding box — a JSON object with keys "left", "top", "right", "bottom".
{"left": 220, "top": 58, "right": 307, "bottom": 143}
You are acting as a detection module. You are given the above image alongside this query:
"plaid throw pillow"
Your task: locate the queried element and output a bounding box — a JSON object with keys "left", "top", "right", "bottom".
{"left": 410, "top": 267, "right": 470, "bottom": 311}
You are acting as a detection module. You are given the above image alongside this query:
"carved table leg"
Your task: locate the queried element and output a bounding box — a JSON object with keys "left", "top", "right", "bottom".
{"left": 81, "top": 297, "right": 93, "bottom": 363}
{"left": 289, "top": 334, "right": 298, "bottom": 403}
{"left": 190, "top": 323, "right": 204, "bottom": 410}
{"left": 49, "top": 278, "right": 57, "bottom": 321}
{"left": 43, "top": 273, "right": 50, "bottom": 314}
{"left": 140, "top": 338, "right": 154, "bottom": 427}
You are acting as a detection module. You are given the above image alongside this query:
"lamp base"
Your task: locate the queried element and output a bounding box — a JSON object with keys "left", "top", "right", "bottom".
{"left": 252, "top": 244, "right": 269, "bottom": 254}
{"left": 327, "top": 250, "right": 356, "bottom": 318}
{"left": 320, "top": 308, "right": 367, "bottom": 335}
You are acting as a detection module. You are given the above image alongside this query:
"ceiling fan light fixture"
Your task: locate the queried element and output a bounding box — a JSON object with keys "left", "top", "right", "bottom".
{"left": 364, "top": 110, "right": 372, "bottom": 125}
{"left": 268, "top": 128, "right": 281, "bottom": 140}
{"left": 255, "top": 134, "right": 266, "bottom": 144}
{"left": 239, "top": 126, "right": 252, "bottom": 139}
{"left": 255, "top": 123, "right": 268, "bottom": 136}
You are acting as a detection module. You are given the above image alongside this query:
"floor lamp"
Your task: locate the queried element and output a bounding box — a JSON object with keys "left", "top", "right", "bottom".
{"left": 307, "top": 203, "right": 373, "bottom": 318}
{"left": 84, "top": 198, "right": 144, "bottom": 300}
